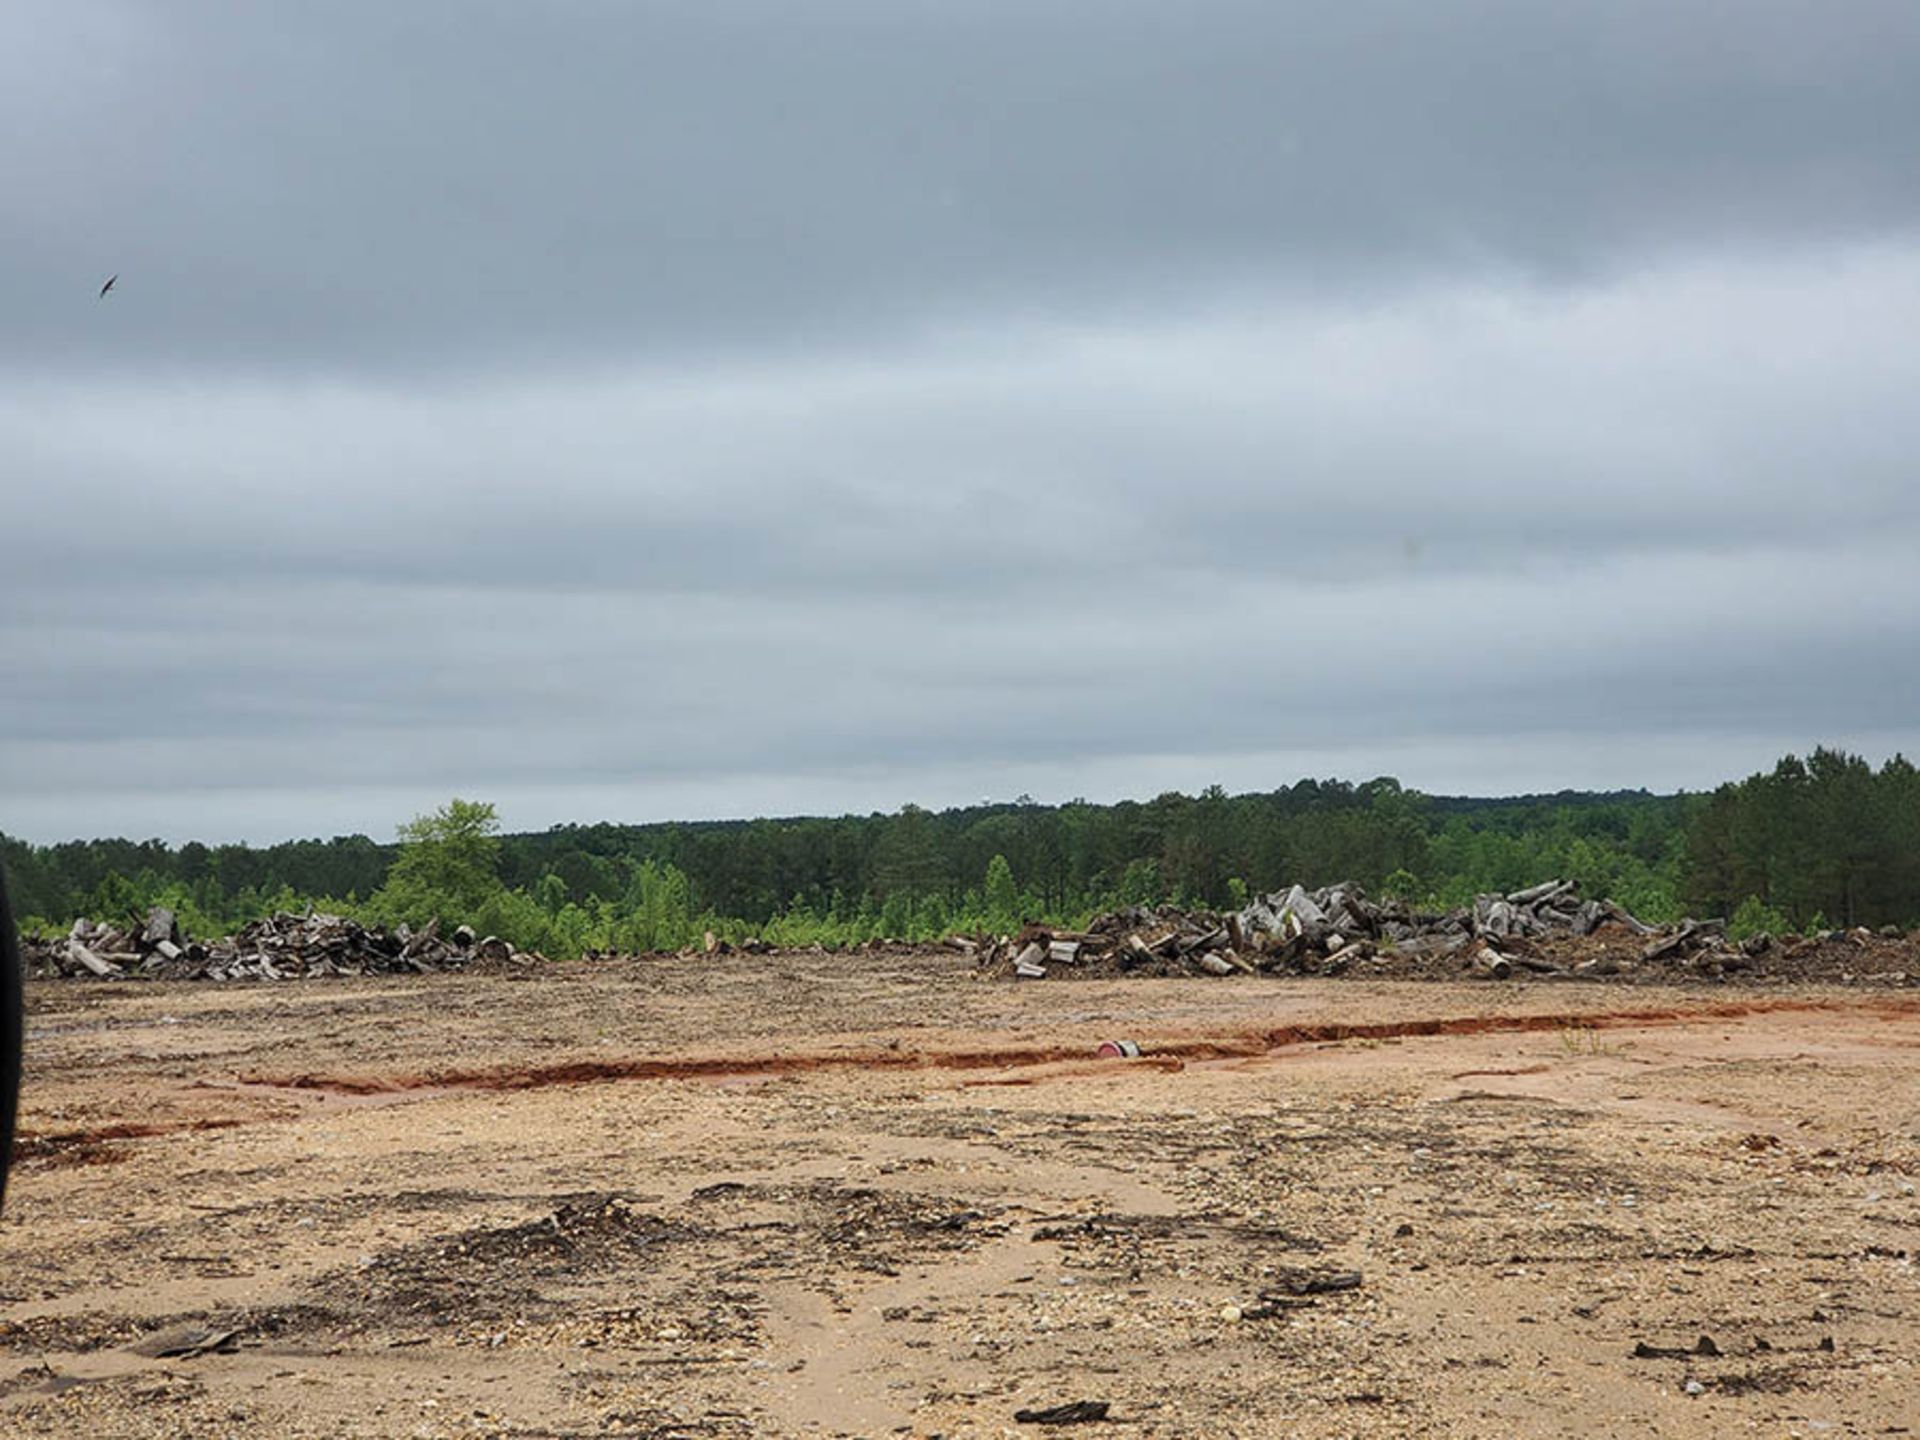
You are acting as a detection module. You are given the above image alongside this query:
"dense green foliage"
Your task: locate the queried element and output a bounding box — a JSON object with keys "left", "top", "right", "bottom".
{"left": 1682, "top": 749, "right": 1920, "bottom": 929}
{"left": 4, "top": 749, "right": 1914, "bottom": 956}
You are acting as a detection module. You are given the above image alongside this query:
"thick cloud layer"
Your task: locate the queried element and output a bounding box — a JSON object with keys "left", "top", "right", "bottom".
{"left": 4, "top": 2, "right": 1917, "bottom": 842}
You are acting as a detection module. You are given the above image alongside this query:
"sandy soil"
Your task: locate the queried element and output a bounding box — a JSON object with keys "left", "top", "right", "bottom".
{"left": 3, "top": 952, "right": 1917, "bottom": 1438}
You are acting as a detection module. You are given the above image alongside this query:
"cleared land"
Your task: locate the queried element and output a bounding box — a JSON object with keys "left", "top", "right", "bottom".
{"left": 3, "top": 953, "right": 1917, "bottom": 1437}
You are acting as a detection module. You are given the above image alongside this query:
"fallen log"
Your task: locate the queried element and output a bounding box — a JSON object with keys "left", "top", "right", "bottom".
{"left": 1179, "top": 926, "right": 1228, "bottom": 955}
{"left": 1641, "top": 923, "right": 1700, "bottom": 964}
{"left": 1269, "top": 1268, "right": 1364, "bottom": 1296}
{"left": 1478, "top": 899, "right": 1518, "bottom": 938}
{"left": 65, "top": 939, "right": 122, "bottom": 978}
{"left": 139, "top": 906, "right": 179, "bottom": 950}
{"left": 1507, "top": 879, "right": 1575, "bottom": 906}
{"left": 1472, "top": 946, "right": 1512, "bottom": 980}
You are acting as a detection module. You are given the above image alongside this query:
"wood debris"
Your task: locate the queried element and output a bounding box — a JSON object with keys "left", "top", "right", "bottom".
{"left": 25, "top": 907, "right": 546, "bottom": 983}
{"left": 964, "top": 881, "right": 1755, "bottom": 984}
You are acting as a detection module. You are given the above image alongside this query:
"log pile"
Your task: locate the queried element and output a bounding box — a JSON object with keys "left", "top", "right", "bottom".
{"left": 24, "top": 906, "right": 539, "bottom": 982}
{"left": 962, "top": 880, "right": 1734, "bottom": 983}
{"left": 956, "top": 907, "right": 1262, "bottom": 981}
{"left": 1237, "top": 878, "right": 1653, "bottom": 950}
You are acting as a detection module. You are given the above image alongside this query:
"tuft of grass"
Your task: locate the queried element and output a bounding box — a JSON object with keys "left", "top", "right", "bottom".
{"left": 1557, "top": 1025, "right": 1624, "bottom": 1058}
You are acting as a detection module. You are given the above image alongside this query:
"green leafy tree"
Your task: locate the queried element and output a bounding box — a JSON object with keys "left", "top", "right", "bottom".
{"left": 533, "top": 871, "right": 570, "bottom": 916}
{"left": 983, "top": 854, "right": 1020, "bottom": 932}
{"left": 874, "top": 804, "right": 944, "bottom": 902}
{"left": 619, "top": 860, "right": 697, "bottom": 952}
{"left": 1379, "top": 868, "right": 1420, "bottom": 902}
{"left": 1117, "top": 857, "right": 1161, "bottom": 907}
{"left": 1728, "top": 895, "right": 1789, "bottom": 942}
{"left": 879, "top": 890, "right": 913, "bottom": 939}
{"left": 374, "top": 798, "right": 503, "bottom": 924}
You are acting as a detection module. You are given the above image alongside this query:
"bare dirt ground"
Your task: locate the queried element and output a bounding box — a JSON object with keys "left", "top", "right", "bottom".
{"left": 3, "top": 952, "right": 1917, "bottom": 1438}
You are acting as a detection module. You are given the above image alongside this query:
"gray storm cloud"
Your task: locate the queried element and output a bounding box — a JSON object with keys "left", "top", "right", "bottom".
{"left": 3, "top": 1, "right": 1917, "bottom": 842}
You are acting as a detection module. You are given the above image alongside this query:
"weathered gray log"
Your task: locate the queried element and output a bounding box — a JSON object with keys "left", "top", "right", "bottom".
{"left": 1507, "top": 879, "right": 1575, "bottom": 906}
{"left": 1283, "top": 886, "right": 1326, "bottom": 929}
{"left": 1640, "top": 923, "right": 1699, "bottom": 964}
{"left": 402, "top": 918, "right": 442, "bottom": 958}
{"left": 1195, "top": 952, "right": 1236, "bottom": 976}
{"left": 1472, "top": 946, "right": 1512, "bottom": 979}
{"left": 140, "top": 906, "right": 178, "bottom": 950}
{"left": 151, "top": 938, "right": 184, "bottom": 962}
{"left": 1478, "top": 899, "right": 1518, "bottom": 937}
{"left": 66, "top": 939, "right": 122, "bottom": 978}
{"left": 130, "top": 1324, "right": 242, "bottom": 1359}
{"left": 1178, "top": 926, "right": 1228, "bottom": 955}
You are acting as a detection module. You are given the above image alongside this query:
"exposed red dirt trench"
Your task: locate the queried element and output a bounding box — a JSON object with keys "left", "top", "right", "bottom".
{"left": 17, "top": 995, "right": 1913, "bottom": 1167}
{"left": 245, "top": 993, "right": 1920, "bottom": 1097}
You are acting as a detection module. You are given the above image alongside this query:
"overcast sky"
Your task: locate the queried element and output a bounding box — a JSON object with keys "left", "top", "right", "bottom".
{"left": 5, "top": 1, "right": 1919, "bottom": 845}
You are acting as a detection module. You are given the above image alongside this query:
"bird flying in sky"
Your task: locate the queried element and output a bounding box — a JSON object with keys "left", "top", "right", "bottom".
{"left": 98, "top": 274, "right": 117, "bottom": 299}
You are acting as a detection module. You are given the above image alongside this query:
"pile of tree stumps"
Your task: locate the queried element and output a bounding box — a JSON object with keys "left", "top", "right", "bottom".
{"left": 24, "top": 907, "right": 539, "bottom": 982}
{"left": 961, "top": 880, "right": 1750, "bottom": 982}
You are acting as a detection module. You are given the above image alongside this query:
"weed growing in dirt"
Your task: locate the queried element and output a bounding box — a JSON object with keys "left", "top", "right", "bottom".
{"left": 1558, "top": 1025, "right": 1626, "bottom": 1058}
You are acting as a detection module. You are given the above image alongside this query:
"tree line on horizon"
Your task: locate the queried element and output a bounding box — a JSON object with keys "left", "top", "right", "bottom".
{"left": 3, "top": 749, "right": 1914, "bottom": 956}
